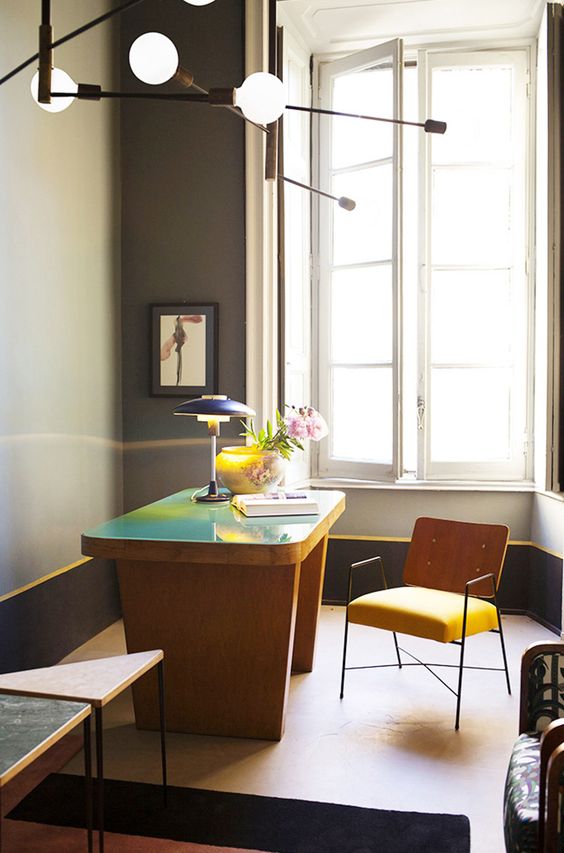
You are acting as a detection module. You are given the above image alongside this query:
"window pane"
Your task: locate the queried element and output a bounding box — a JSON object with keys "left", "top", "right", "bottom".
{"left": 430, "top": 368, "right": 511, "bottom": 461}
{"left": 432, "top": 168, "right": 511, "bottom": 266}
{"left": 431, "top": 65, "right": 513, "bottom": 165}
{"left": 331, "top": 266, "right": 392, "bottom": 363}
{"left": 430, "top": 270, "right": 512, "bottom": 363}
{"left": 333, "top": 165, "right": 392, "bottom": 266}
{"left": 332, "top": 67, "right": 393, "bottom": 168}
{"left": 332, "top": 367, "right": 392, "bottom": 463}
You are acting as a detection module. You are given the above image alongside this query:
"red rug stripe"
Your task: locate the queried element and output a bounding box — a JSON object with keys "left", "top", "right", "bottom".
{"left": 2, "top": 820, "right": 265, "bottom": 853}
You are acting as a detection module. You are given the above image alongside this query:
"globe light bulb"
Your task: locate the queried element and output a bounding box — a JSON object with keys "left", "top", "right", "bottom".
{"left": 235, "top": 72, "right": 285, "bottom": 125}
{"left": 182, "top": 0, "right": 216, "bottom": 5}
{"left": 129, "top": 32, "right": 179, "bottom": 85}
{"left": 30, "top": 67, "right": 77, "bottom": 113}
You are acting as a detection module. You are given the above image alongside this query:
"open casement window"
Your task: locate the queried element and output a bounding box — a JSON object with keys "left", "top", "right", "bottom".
{"left": 317, "top": 39, "right": 403, "bottom": 481}
{"left": 420, "top": 50, "right": 531, "bottom": 481}
{"left": 314, "top": 43, "right": 532, "bottom": 483}
{"left": 279, "top": 18, "right": 312, "bottom": 487}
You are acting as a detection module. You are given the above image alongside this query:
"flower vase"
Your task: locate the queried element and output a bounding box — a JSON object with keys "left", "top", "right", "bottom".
{"left": 216, "top": 446, "right": 286, "bottom": 494}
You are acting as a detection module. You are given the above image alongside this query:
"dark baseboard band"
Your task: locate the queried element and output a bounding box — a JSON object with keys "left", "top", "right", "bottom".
{"left": 0, "top": 557, "right": 121, "bottom": 674}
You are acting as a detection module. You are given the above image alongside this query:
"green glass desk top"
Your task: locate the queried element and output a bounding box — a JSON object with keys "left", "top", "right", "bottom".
{"left": 83, "top": 489, "right": 344, "bottom": 546}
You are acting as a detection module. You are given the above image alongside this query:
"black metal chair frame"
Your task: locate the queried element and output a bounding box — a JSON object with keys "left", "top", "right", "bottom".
{"left": 340, "top": 556, "right": 512, "bottom": 729}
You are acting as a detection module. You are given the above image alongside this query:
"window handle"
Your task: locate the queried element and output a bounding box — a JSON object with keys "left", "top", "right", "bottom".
{"left": 417, "top": 396, "right": 425, "bottom": 430}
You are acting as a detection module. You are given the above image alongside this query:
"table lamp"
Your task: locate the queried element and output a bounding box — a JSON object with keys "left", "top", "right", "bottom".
{"left": 173, "top": 395, "right": 255, "bottom": 502}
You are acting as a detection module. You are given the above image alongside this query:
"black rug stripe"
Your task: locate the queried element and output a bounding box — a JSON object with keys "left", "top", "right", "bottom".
{"left": 8, "top": 773, "right": 470, "bottom": 853}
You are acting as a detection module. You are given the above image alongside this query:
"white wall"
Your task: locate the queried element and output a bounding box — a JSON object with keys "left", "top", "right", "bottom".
{"left": 0, "top": 1, "right": 122, "bottom": 595}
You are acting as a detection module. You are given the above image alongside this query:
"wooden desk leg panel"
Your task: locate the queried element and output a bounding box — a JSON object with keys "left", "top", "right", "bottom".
{"left": 292, "top": 534, "right": 329, "bottom": 673}
{"left": 117, "top": 558, "right": 300, "bottom": 741}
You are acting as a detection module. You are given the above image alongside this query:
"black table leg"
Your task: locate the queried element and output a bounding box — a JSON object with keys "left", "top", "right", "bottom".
{"left": 83, "top": 717, "right": 93, "bottom": 853}
{"left": 157, "top": 660, "right": 168, "bottom": 807}
{"left": 95, "top": 707, "right": 104, "bottom": 853}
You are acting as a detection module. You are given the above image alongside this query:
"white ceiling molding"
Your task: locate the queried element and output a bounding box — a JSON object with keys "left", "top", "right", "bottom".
{"left": 278, "top": 0, "right": 545, "bottom": 53}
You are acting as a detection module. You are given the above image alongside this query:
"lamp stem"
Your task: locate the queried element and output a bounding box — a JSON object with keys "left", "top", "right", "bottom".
{"left": 210, "top": 433, "right": 217, "bottom": 495}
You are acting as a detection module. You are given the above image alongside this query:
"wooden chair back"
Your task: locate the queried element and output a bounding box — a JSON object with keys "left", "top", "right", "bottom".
{"left": 403, "top": 517, "right": 509, "bottom": 597}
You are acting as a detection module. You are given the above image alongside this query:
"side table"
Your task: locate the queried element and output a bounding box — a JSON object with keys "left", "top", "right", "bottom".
{"left": 0, "top": 694, "right": 92, "bottom": 851}
{"left": 0, "top": 650, "right": 166, "bottom": 853}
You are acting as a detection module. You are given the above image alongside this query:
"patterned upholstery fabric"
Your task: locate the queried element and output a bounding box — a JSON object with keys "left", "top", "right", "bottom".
{"left": 504, "top": 732, "right": 541, "bottom": 853}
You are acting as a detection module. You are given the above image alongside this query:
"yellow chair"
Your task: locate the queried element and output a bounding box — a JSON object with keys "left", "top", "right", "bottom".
{"left": 340, "top": 516, "right": 511, "bottom": 729}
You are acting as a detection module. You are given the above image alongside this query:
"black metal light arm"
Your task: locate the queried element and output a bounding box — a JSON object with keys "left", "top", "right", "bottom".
{"left": 278, "top": 175, "right": 355, "bottom": 210}
{"left": 0, "top": 0, "right": 147, "bottom": 88}
{"left": 285, "top": 103, "right": 447, "bottom": 134}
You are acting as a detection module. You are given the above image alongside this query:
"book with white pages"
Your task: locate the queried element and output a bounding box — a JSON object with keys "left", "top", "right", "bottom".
{"left": 231, "top": 492, "right": 319, "bottom": 517}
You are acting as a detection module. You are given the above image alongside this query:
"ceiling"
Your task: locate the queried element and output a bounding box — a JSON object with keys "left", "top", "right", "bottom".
{"left": 278, "top": 0, "right": 546, "bottom": 55}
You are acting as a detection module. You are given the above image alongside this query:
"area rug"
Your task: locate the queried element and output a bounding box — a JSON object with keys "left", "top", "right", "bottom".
{"left": 7, "top": 772, "right": 470, "bottom": 853}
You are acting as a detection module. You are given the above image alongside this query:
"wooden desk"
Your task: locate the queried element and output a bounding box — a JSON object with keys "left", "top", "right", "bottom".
{"left": 82, "top": 489, "right": 345, "bottom": 740}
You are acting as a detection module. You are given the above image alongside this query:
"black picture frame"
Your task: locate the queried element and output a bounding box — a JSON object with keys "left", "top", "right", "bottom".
{"left": 150, "top": 303, "right": 218, "bottom": 397}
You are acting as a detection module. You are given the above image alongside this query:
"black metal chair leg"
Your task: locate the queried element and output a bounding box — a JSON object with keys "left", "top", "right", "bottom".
{"left": 157, "top": 660, "right": 168, "bottom": 807}
{"left": 454, "top": 590, "right": 472, "bottom": 730}
{"left": 495, "top": 603, "right": 512, "bottom": 694}
{"left": 83, "top": 717, "right": 93, "bottom": 853}
{"left": 340, "top": 611, "right": 350, "bottom": 699}
{"left": 95, "top": 707, "right": 104, "bottom": 853}
{"left": 392, "top": 632, "right": 402, "bottom": 668}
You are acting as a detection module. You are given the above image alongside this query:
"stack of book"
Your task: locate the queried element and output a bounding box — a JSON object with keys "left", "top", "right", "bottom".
{"left": 230, "top": 492, "right": 319, "bottom": 517}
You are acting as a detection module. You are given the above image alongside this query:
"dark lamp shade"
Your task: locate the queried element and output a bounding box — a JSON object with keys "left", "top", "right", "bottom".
{"left": 173, "top": 395, "right": 255, "bottom": 419}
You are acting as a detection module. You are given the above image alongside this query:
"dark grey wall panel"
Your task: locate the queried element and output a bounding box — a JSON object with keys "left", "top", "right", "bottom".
{"left": 0, "top": 560, "right": 121, "bottom": 674}
{"left": 323, "top": 538, "right": 562, "bottom": 635}
{"left": 119, "top": 0, "right": 246, "bottom": 510}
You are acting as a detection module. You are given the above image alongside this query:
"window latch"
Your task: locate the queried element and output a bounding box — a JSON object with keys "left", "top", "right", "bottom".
{"left": 417, "top": 396, "right": 425, "bottom": 430}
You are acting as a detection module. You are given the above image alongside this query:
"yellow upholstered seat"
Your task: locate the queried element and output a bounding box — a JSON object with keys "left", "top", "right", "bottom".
{"left": 348, "top": 586, "right": 499, "bottom": 644}
{"left": 340, "top": 516, "right": 511, "bottom": 729}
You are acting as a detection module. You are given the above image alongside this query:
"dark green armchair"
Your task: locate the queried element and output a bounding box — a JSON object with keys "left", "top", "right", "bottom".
{"left": 504, "top": 642, "right": 564, "bottom": 853}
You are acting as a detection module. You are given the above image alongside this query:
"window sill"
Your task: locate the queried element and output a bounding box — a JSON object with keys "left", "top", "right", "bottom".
{"left": 308, "top": 477, "right": 537, "bottom": 493}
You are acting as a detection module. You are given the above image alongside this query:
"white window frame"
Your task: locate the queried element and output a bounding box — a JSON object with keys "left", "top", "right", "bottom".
{"left": 420, "top": 48, "right": 533, "bottom": 481}
{"left": 316, "top": 39, "right": 403, "bottom": 481}
{"left": 313, "top": 41, "right": 534, "bottom": 484}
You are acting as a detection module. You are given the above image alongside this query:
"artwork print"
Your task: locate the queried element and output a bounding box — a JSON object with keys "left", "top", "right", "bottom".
{"left": 151, "top": 303, "right": 217, "bottom": 396}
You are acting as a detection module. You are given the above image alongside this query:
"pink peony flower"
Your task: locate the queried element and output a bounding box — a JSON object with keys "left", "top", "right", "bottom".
{"left": 285, "top": 412, "right": 310, "bottom": 439}
{"left": 284, "top": 406, "right": 328, "bottom": 442}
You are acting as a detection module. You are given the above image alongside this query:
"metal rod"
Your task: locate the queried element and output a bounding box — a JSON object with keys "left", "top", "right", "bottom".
{"left": 278, "top": 175, "right": 355, "bottom": 210}
{"left": 455, "top": 590, "right": 470, "bottom": 729}
{"left": 392, "top": 632, "right": 402, "bottom": 668}
{"left": 53, "top": 0, "right": 146, "bottom": 51}
{"left": 95, "top": 707, "right": 104, "bottom": 853}
{"left": 157, "top": 661, "right": 168, "bottom": 807}
{"left": 187, "top": 77, "right": 267, "bottom": 133}
{"left": 280, "top": 174, "right": 339, "bottom": 203}
{"left": 494, "top": 595, "right": 512, "bottom": 694}
{"left": 41, "top": 0, "right": 51, "bottom": 26}
{"left": 344, "top": 661, "right": 508, "bottom": 672}
{"left": 83, "top": 717, "right": 93, "bottom": 853}
{"left": 396, "top": 645, "right": 459, "bottom": 698}
{"left": 285, "top": 103, "right": 446, "bottom": 133}
{"left": 0, "top": 0, "right": 146, "bottom": 88}
{"left": 56, "top": 89, "right": 211, "bottom": 102}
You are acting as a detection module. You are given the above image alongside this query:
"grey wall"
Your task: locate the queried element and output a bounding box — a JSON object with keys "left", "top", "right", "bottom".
{"left": 0, "top": 1, "right": 123, "bottom": 597}
{"left": 120, "top": 0, "right": 247, "bottom": 510}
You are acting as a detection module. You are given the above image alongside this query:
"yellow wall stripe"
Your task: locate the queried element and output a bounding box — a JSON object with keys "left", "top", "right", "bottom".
{"left": 329, "top": 533, "right": 563, "bottom": 559}
{"left": 0, "top": 557, "right": 92, "bottom": 604}
{"left": 0, "top": 535, "right": 561, "bottom": 605}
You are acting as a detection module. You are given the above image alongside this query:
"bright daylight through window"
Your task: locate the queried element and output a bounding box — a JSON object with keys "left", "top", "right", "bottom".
{"left": 314, "top": 42, "right": 532, "bottom": 483}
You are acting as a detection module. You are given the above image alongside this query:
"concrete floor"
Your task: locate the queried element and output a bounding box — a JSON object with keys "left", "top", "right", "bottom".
{"left": 61, "top": 607, "right": 556, "bottom": 853}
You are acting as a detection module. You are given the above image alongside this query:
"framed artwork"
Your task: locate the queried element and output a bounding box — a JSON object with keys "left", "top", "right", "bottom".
{"left": 150, "top": 303, "right": 218, "bottom": 397}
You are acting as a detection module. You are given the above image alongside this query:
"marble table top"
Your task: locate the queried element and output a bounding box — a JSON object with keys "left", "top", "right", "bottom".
{"left": 0, "top": 694, "right": 90, "bottom": 786}
{"left": 0, "top": 651, "right": 163, "bottom": 708}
